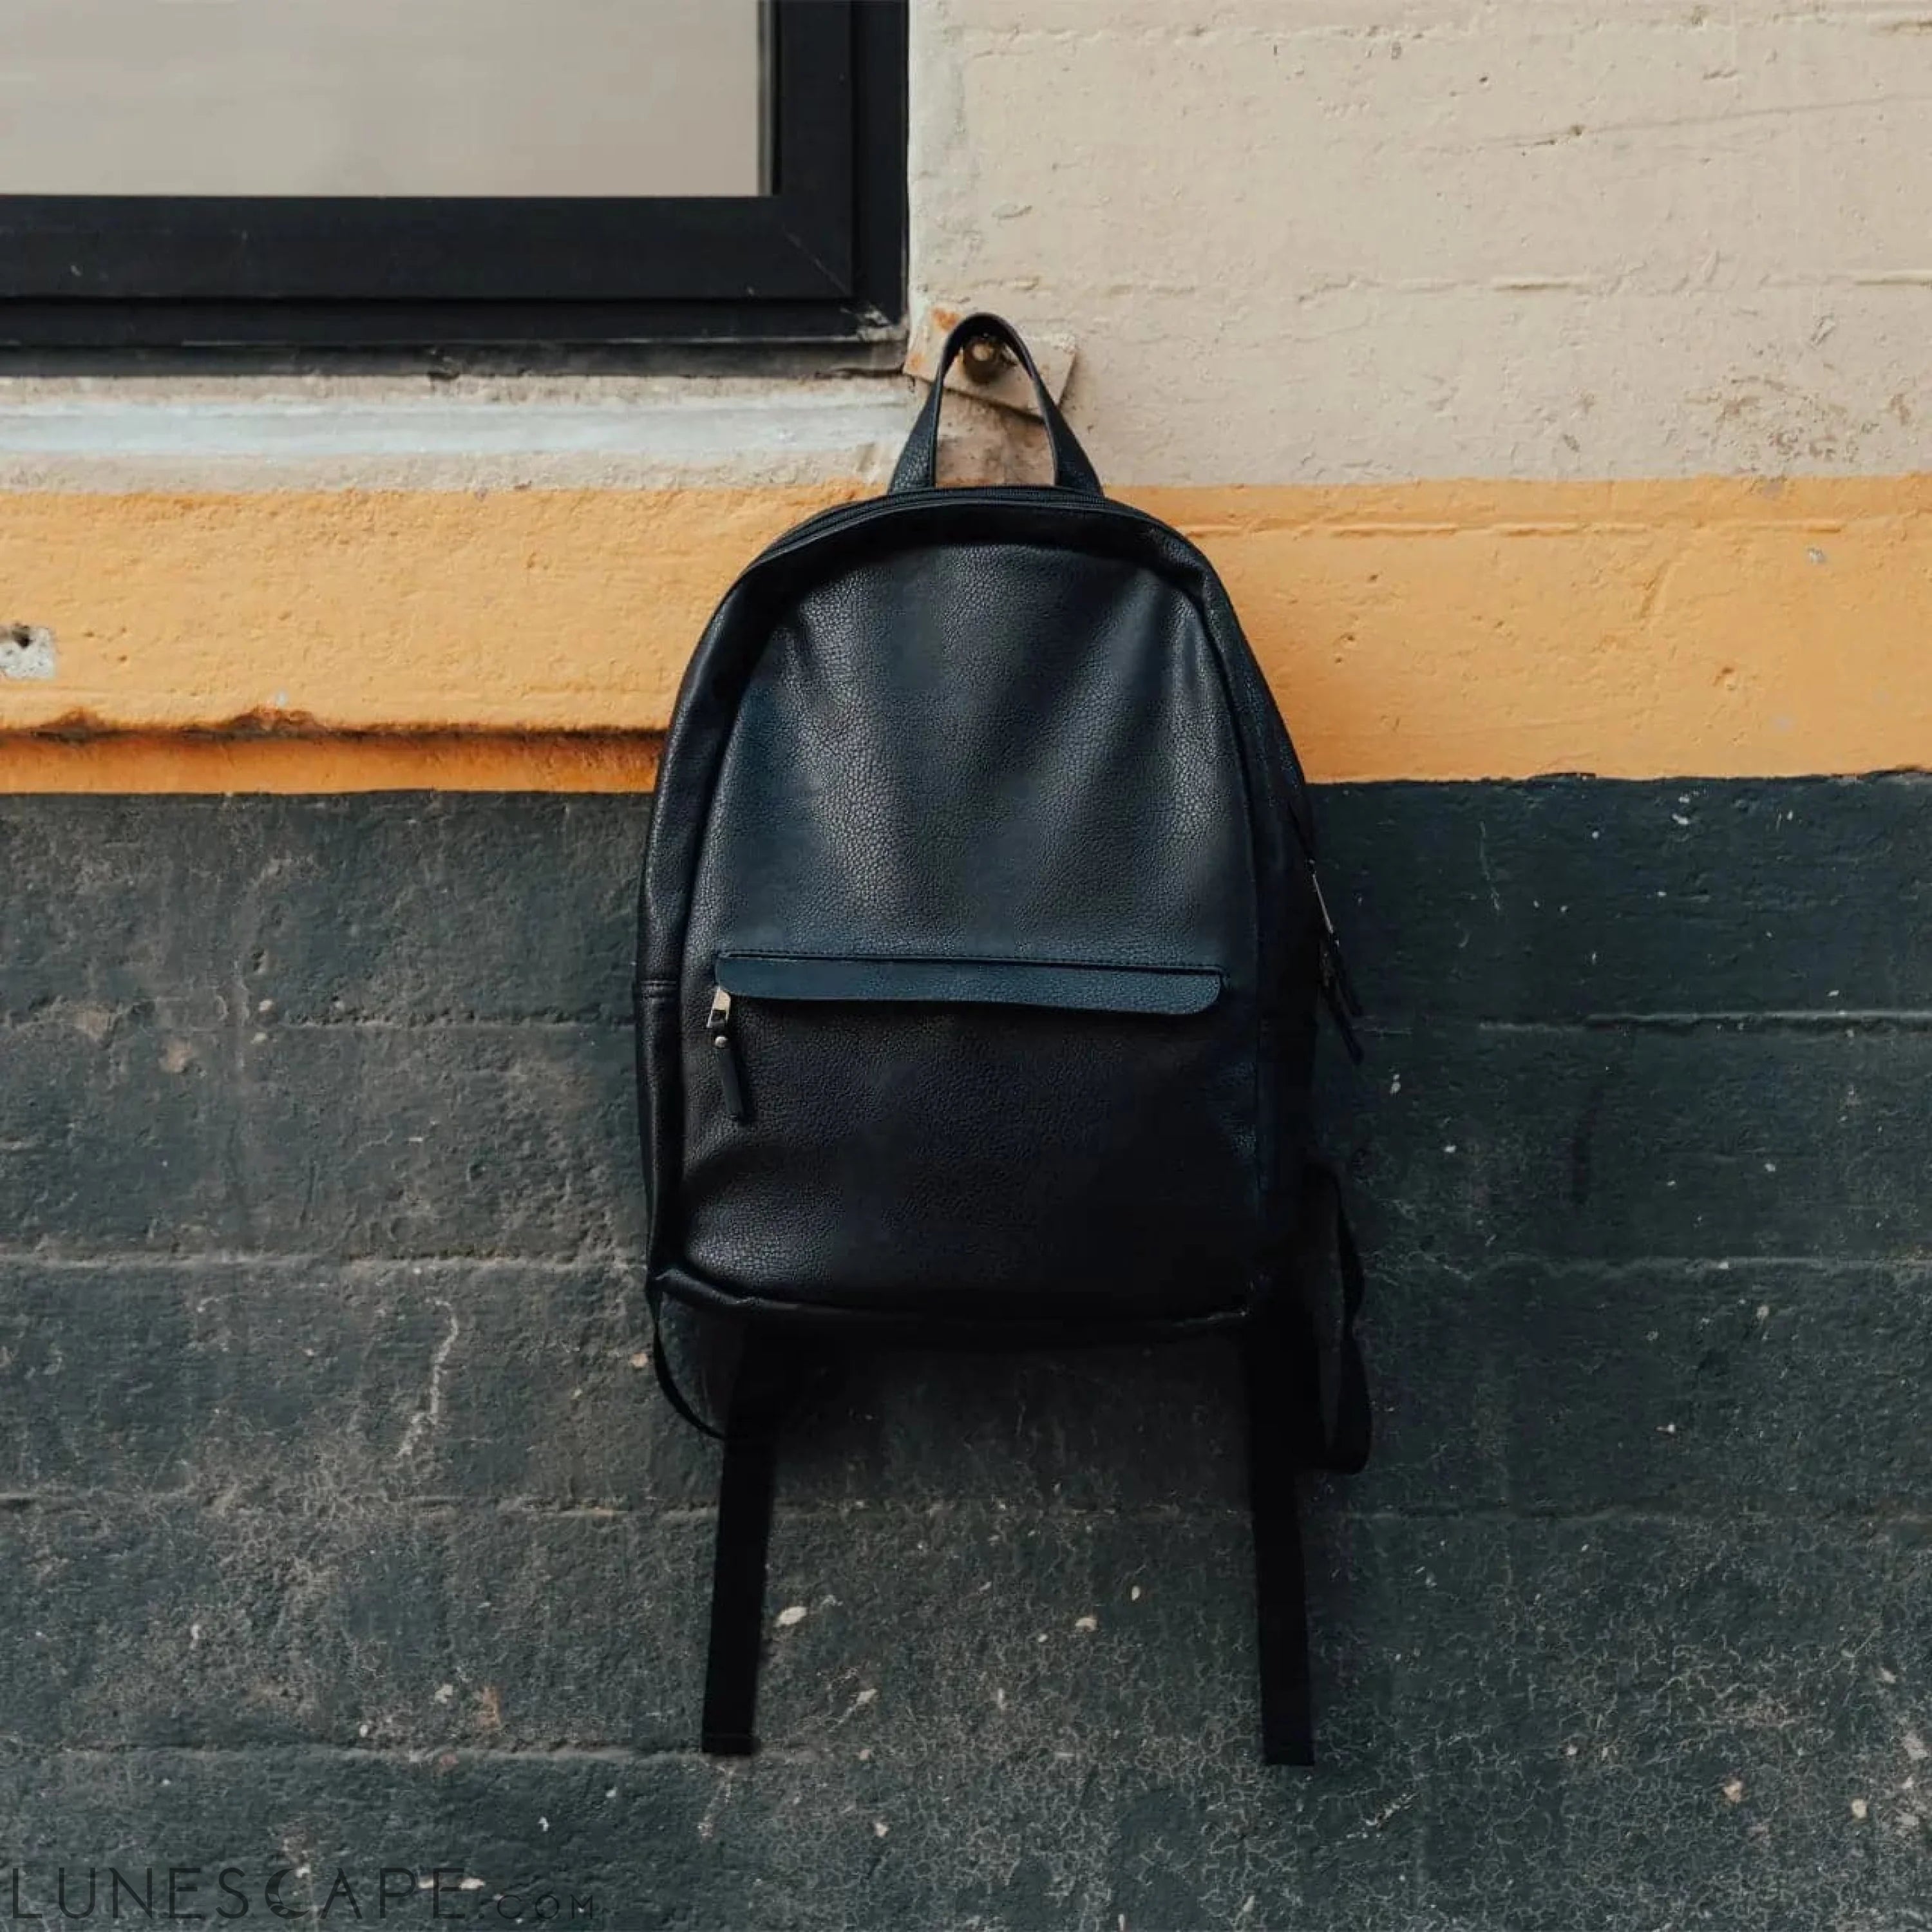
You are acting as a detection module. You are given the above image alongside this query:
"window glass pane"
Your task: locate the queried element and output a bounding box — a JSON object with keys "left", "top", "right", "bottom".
{"left": 0, "top": 0, "right": 766, "bottom": 196}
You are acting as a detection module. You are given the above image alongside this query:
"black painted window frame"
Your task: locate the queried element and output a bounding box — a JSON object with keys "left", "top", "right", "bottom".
{"left": 0, "top": 0, "right": 905, "bottom": 352}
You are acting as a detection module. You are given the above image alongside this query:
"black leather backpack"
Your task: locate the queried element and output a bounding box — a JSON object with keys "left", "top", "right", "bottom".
{"left": 635, "top": 314, "right": 1369, "bottom": 1766}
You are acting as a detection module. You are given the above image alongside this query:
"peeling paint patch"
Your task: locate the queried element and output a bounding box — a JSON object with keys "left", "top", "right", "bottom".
{"left": 1, "top": 623, "right": 55, "bottom": 681}
{"left": 393, "top": 1302, "right": 460, "bottom": 1464}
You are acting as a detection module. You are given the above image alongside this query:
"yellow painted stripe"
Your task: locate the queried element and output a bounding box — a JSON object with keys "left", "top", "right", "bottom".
{"left": 4, "top": 475, "right": 1931, "bottom": 786}
{"left": 0, "top": 486, "right": 859, "bottom": 738}
{"left": 0, "top": 732, "right": 658, "bottom": 793}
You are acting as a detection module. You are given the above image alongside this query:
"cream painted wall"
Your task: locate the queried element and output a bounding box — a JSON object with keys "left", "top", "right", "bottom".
{"left": 7, "top": 0, "right": 1932, "bottom": 785}
{"left": 911, "top": 0, "right": 1932, "bottom": 484}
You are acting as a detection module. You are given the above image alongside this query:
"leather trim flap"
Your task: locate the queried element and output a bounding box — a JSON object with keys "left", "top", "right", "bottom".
{"left": 712, "top": 952, "right": 1222, "bottom": 1016}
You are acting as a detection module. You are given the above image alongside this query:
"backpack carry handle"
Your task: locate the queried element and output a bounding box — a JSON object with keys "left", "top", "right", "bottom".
{"left": 889, "top": 312, "right": 1104, "bottom": 497}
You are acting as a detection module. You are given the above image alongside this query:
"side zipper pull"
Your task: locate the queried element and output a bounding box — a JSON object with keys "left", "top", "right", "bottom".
{"left": 1308, "top": 869, "right": 1366, "bottom": 1065}
{"left": 1320, "top": 952, "right": 1365, "bottom": 1065}
{"left": 707, "top": 987, "right": 748, "bottom": 1121}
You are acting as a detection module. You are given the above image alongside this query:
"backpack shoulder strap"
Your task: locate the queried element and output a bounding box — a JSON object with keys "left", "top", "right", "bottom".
{"left": 647, "top": 1287, "right": 800, "bottom": 1756}
{"left": 1291, "top": 1161, "right": 1371, "bottom": 1475}
{"left": 702, "top": 1399, "right": 782, "bottom": 1754}
{"left": 1245, "top": 1160, "right": 1372, "bottom": 1765}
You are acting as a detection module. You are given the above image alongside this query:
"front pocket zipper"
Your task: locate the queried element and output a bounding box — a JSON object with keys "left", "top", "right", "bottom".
{"left": 706, "top": 985, "right": 749, "bottom": 1121}
{"left": 701, "top": 951, "right": 1223, "bottom": 1125}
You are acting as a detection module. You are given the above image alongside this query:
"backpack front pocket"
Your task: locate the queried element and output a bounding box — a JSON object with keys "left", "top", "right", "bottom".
{"left": 678, "top": 951, "right": 1256, "bottom": 1320}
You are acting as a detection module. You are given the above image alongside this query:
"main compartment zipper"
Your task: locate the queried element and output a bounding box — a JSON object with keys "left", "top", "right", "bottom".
{"left": 1309, "top": 869, "right": 1366, "bottom": 1064}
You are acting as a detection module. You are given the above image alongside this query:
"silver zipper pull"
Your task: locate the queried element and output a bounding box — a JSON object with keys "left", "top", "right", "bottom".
{"left": 1308, "top": 867, "right": 1363, "bottom": 1018}
{"left": 1307, "top": 867, "right": 1365, "bottom": 1064}
{"left": 706, "top": 986, "right": 748, "bottom": 1121}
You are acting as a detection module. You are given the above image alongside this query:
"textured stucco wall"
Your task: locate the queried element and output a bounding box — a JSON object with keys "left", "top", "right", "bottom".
{"left": 5, "top": 787, "right": 1929, "bottom": 1929}
{"left": 911, "top": 0, "right": 1932, "bottom": 484}
{"left": 6, "top": 0, "right": 1932, "bottom": 784}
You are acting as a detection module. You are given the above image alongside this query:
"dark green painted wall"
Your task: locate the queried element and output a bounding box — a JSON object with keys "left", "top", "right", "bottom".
{"left": 1, "top": 781, "right": 1927, "bottom": 1930}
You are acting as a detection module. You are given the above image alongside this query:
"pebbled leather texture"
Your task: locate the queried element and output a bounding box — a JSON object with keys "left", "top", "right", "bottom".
{"left": 689, "top": 542, "right": 1254, "bottom": 980}
{"left": 638, "top": 390, "right": 1327, "bottom": 1337}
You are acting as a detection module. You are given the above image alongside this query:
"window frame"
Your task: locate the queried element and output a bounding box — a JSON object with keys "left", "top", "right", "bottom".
{"left": 0, "top": 0, "right": 905, "bottom": 351}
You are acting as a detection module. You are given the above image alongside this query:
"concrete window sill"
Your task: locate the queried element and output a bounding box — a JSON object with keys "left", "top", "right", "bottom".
{"left": 0, "top": 375, "right": 912, "bottom": 493}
